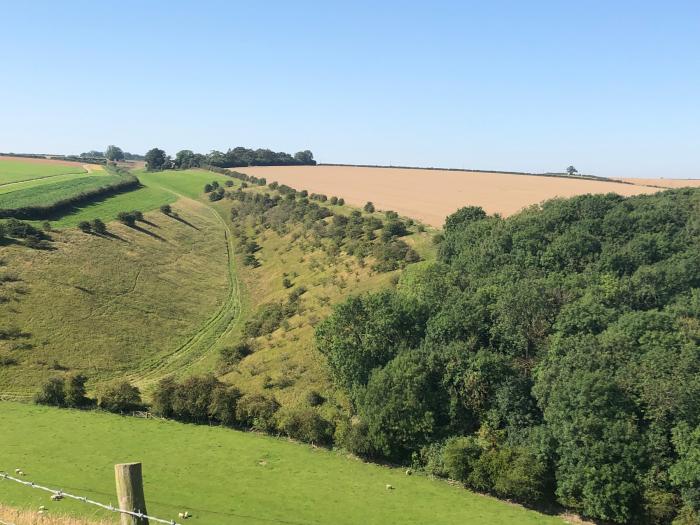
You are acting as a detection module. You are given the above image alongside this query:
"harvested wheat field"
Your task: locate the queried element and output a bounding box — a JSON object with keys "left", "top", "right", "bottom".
{"left": 235, "top": 166, "right": 662, "bottom": 227}
{"left": 621, "top": 177, "right": 700, "bottom": 189}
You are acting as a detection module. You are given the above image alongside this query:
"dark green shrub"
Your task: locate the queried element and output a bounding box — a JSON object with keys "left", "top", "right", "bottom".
{"left": 117, "top": 211, "right": 136, "bottom": 226}
{"left": 209, "top": 385, "right": 242, "bottom": 426}
{"left": 330, "top": 196, "right": 338, "bottom": 205}
{"left": 282, "top": 277, "right": 293, "bottom": 289}
{"left": 98, "top": 381, "right": 143, "bottom": 413}
{"left": 91, "top": 218, "right": 107, "bottom": 234}
{"left": 443, "top": 436, "right": 481, "bottom": 482}
{"left": 338, "top": 198, "right": 345, "bottom": 206}
{"left": 78, "top": 221, "right": 92, "bottom": 233}
{"left": 65, "top": 373, "right": 91, "bottom": 408}
{"left": 278, "top": 407, "right": 333, "bottom": 445}
{"left": 35, "top": 377, "right": 66, "bottom": 407}
{"left": 160, "top": 204, "right": 172, "bottom": 214}
{"left": 235, "top": 393, "right": 280, "bottom": 431}
{"left": 306, "top": 390, "right": 325, "bottom": 407}
{"left": 364, "top": 202, "right": 375, "bottom": 213}
{"left": 219, "top": 341, "right": 254, "bottom": 370}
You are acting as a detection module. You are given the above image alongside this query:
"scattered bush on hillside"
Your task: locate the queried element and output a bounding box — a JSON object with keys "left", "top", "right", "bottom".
{"left": 227, "top": 187, "right": 419, "bottom": 273}
{"left": 91, "top": 218, "right": 107, "bottom": 234}
{"left": 117, "top": 210, "right": 144, "bottom": 227}
{"left": 363, "top": 202, "right": 375, "bottom": 213}
{"left": 78, "top": 221, "right": 92, "bottom": 233}
{"left": 219, "top": 341, "right": 254, "bottom": 372}
{"left": 160, "top": 204, "right": 172, "bottom": 215}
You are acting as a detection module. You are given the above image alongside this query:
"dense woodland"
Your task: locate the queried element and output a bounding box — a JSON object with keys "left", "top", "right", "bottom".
{"left": 316, "top": 188, "right": 700, "bottom": 524}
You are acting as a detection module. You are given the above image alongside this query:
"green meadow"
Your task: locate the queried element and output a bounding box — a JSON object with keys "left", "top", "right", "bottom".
{"left": 0, "top": 403, "right": 564, "bottom": 525}
{"left": 0, "top": 159, "right": 86, "bottom": 186}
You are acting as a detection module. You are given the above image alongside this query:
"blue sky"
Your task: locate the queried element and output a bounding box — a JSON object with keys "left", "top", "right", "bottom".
{"left": 1, "top": 1, "right": 698, "bottom": 178}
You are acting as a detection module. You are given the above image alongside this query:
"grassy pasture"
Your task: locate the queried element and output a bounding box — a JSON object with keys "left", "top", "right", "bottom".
{"left": 0, "top": 159, "right": 86, "bottom": 186}
{"left": 0, "top": 403, "right": 564, "bottom": 525}
{"left": 0, "top": 175, "right": 136, "bottom": 215}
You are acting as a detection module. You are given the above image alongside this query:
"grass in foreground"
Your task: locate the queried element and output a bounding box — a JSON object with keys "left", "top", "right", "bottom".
{"left": 0, "top": 403, "right": 564, "bottom": 525}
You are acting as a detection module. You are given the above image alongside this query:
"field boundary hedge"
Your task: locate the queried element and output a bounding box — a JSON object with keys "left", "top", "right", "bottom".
{"left": 0, "top": 175, "right": 141, "bottom": 219}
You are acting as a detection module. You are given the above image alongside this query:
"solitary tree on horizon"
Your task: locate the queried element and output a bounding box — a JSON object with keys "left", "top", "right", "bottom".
{"left": 566, "top": 165, "right": 578, "bottom": 176}
{"left": 105, "top": 145, "right": 125, "bottom": 162}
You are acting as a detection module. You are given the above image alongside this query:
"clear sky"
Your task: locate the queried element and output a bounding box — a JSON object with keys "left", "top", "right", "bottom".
{"left": 1, "top": 1, "right": 698, "bottom": 178}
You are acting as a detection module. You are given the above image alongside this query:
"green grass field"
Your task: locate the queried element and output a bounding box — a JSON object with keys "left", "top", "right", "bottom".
{"left": 0, "top": 174, "right": 132, "bottom": 212}
{"left": 0, "top": 159, "right": 86, "bottom": 186}
{"left": 0, "top": 403, "right": 564, "bottom": 525}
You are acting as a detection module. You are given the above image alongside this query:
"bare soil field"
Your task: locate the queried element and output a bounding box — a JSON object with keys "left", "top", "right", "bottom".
{"left": 235, "top": 166, "right": 662, "bottom": 227}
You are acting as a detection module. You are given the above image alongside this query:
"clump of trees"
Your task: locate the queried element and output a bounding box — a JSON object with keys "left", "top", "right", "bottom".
{"left": 145, "top": 148, "right": 171, "bottom": 171}
{"left": 315, "top": 189, "right": 700, "bottom": 524}
{"left": 35, "top": 374, "right": 143, "bottom": 414}
{"left": 172, "top": 147, "right": 316, "bottom": 169}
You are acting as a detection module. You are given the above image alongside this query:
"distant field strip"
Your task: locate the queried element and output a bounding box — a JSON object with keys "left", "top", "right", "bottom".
{"left": 0, "top": 175, "right": 140, "bottom": 219}
{"left": 0, "top": 159, "right": 86, "bottom": 185}
{"left": 234, "top": 165, "right": 661, "bottom": 226}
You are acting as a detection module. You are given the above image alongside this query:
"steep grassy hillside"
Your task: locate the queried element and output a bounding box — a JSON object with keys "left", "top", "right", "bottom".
{"left": 0, "top": 198, "right": 230, "bottom": 399}
{"left": 0, "top": 403, "right": 565, "bottom": 525}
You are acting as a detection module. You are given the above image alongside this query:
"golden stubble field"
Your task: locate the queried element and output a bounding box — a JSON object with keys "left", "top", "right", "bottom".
{"left": 235, "top": 166, "right": 673, "bottom": 227}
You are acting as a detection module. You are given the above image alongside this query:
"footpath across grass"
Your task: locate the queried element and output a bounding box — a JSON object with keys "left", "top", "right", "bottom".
{"left": 0, "top": 403, "right": 564, "bottom": 525}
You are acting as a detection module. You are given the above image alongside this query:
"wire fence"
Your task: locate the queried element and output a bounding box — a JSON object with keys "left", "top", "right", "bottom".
{"left": 0, "top": 472, "right": 181, "bottom": 525}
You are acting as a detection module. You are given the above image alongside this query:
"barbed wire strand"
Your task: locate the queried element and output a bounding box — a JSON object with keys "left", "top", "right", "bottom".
{"left": 0, "top": 472, "right": 181, "bottom": 525}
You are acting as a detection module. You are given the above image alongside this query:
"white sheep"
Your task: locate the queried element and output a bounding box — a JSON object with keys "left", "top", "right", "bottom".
{"left": 385, "top": 484, "right": 394, "bottom": 490}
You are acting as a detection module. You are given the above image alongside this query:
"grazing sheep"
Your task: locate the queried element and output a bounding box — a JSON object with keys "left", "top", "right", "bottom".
{"left": 14, "top": 468, "right": 21, "bottom": 473}
{"left": 385, "top": 484, "right": 394, "bottom": 490}
{"left": 405, "top": 469, "right": 412, "bottom": 476}
{"left": 51, "top": 493, "right": 63, "bottom": 501}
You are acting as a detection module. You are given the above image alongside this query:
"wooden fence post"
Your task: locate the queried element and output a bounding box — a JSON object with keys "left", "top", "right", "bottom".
{"left": 114, "top": 462, "right": 149, "bottom": 525}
